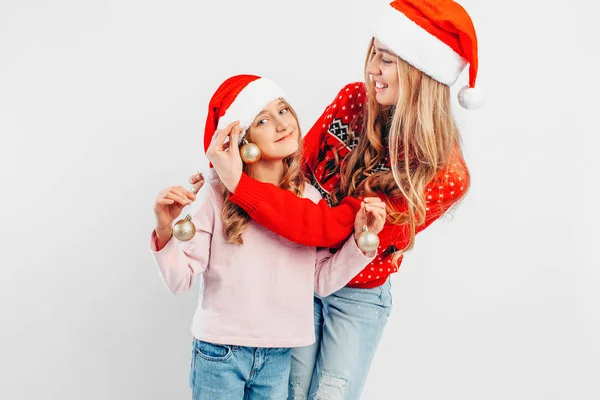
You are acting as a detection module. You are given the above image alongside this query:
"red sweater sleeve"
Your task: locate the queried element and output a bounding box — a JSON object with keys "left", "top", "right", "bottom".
{"left": 229, "top": 173, "right": 361, "bottom": 248}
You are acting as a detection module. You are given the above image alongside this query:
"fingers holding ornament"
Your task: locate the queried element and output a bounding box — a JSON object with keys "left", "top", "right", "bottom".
{"left": 355, "top": 200, "right": 386, "bottom": 254}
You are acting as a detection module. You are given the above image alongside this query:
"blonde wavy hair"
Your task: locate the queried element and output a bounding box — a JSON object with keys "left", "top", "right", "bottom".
{"left": 333, "top": 38, "right": 469, "bottom": 264}
{"left": 221, "top": 100, "right": 306, "bottom": 244}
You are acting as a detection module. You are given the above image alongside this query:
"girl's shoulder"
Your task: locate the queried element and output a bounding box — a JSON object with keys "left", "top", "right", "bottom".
{"left": 203, "top": 169, "right": 222, "bottom": 186}
{"left": 302, "top": 181, "right": 324, "bottom": 205}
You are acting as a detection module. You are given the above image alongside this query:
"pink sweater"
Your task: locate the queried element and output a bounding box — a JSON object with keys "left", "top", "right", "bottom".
{"left": 150, "top": 170, "right": 374, "bottom": 348}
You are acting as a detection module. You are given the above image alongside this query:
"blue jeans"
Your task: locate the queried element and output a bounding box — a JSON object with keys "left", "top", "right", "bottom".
{"left": 189, "top": 339, "right": 292, "bottom": 399}
{"left": 289, "top": 278, "right": 393, "bottom": 400}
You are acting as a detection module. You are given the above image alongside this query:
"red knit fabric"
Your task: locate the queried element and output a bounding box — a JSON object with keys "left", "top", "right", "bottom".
{"left": 229, "top": 173, "right": 361, "bottom": 249}
{"left": 229, "top": 82, "right": 470, "bottom": 288}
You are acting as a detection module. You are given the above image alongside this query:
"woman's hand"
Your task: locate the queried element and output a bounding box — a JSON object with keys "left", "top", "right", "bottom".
{"left": 205, "top": 121, "right": 244, "bottom": 193}
{"left": 353, "top": 197, "right": 386, "bottom": 255}
{"left": 188, "top": 172, "right": 206, "bottom": 195}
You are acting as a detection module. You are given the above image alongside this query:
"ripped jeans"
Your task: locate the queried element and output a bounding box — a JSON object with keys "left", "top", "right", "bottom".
{"left": 289, "top": 278, "right": 393, "bottom": 400}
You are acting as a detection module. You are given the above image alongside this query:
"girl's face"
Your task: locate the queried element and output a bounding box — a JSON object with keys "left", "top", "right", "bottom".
{"left": 247, "top": 99, "right": 300, "bottom": 161}
{"left": 366, "top": 38, "right": 400, "bottom": 106}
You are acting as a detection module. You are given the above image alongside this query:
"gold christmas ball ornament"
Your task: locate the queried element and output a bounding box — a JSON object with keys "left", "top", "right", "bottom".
{"left": 173, "top": 214, "right": 196, "bottom": 241}
{"left": 357, "top": 225, "right": 379, "bottom": 253}
{"left": 240, "top": 141, "right": 261, "bottom": 164}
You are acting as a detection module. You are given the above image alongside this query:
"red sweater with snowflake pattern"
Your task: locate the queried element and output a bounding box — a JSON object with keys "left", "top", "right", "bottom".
{"left": 229, "top": 82, "right": 470, "bottom": 288}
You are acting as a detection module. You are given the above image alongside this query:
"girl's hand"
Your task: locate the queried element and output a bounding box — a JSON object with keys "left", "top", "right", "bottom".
{"left": 153, "top": 186, "right": 196, "bottom": 237}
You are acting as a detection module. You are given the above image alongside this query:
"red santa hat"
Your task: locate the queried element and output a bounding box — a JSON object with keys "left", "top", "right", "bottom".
{"left": 369, "top": 0, "right": 483, "bottom": 110}
{"left": 203, "top": 74, "right": 286, "bottom": 153}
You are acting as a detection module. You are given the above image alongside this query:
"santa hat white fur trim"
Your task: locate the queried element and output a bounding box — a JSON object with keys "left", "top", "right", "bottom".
{"left": 217, "top": 78, "right": 286, "bottom": 130}
{"left": 369, "top": 4, "right": 468, "bottom": 86}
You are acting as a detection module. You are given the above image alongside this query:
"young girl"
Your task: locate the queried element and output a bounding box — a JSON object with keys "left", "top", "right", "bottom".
{"left": 198, "top": 1, "right": 481, "bottom": 398}
{"left": 150, "top": 75, "right": 385, "bottom": 399}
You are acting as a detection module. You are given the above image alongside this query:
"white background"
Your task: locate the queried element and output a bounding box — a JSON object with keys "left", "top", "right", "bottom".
{"left": 1, "top": 0, "right": 598, "bottom": 399}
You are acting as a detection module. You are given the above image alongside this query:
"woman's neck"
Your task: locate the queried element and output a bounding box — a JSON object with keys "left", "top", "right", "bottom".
{"left": 249, "top": 159, "right": 285, "bottom": 186}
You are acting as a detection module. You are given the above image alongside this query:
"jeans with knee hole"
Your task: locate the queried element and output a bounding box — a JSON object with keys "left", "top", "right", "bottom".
{"left": 189, "top": 339, "right": 292, "bottom": 399}
{"left": 288, "top": 278, "right": 393, "bottom": 400}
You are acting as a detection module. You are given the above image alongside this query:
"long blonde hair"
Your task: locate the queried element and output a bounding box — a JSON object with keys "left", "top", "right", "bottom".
{"left": 334, "top": 38, "right": 469, "bottom": 264}
{"left": 221, "top": 100, "right": 306, "bottom": 244}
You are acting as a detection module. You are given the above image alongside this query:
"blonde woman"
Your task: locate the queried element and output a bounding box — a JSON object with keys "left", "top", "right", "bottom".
{"left": 151, "top": 75, "right": 385, "bottom": 399}
{"left": 200, "top": 1, "right": 482, "bottom": 398}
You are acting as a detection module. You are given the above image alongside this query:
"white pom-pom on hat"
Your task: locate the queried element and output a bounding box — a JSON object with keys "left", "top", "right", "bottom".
{"left": 458, "top": 85, "right": 484, "bottom": 110}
